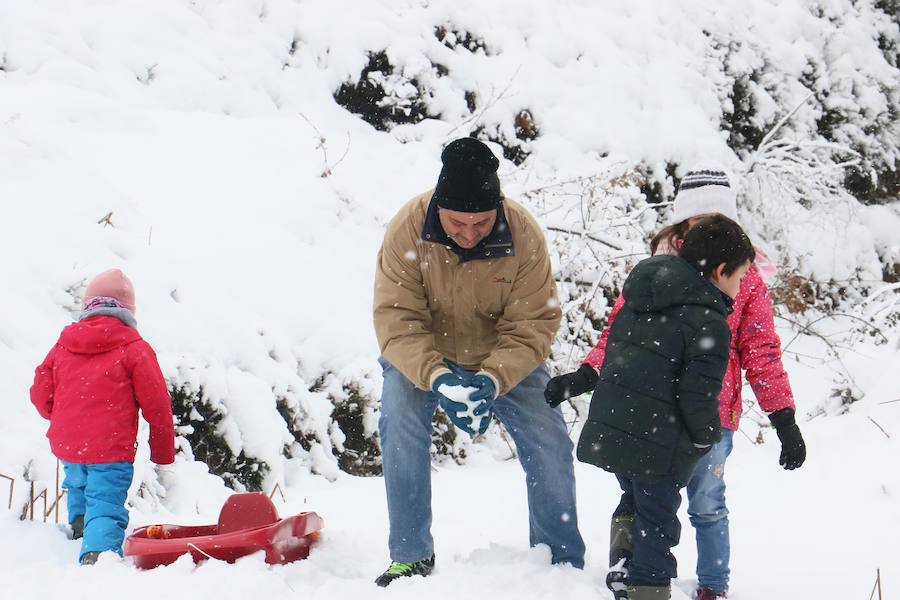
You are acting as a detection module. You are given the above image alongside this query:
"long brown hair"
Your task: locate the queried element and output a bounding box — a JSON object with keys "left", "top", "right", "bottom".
{"left": 649, "top": 220, "right": 692, "bottom": 256}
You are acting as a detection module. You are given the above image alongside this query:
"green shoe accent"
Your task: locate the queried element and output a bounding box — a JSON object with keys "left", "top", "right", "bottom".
{"left": 387, "top": 561, "right": 415, "bottom": 575}
{"left": 374, "top": 555, "right": 435, "bottom": 587}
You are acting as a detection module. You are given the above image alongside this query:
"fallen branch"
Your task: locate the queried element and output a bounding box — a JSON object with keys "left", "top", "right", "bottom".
{"left": 868, "top": 417, "right": 891, "bottom": 440}
{"left": 97, "top": 212, "right": 114, "bottom": 227}
{"left": 868, "top": 567, "right": 883, "bottom": 600}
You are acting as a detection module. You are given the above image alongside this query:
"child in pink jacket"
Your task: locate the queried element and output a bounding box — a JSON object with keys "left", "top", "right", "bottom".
{"left": 30, "top": 269, "right": 175, "bottom": 565}
{"left": 544, "top": 168, "right": 806, "bottom": 600}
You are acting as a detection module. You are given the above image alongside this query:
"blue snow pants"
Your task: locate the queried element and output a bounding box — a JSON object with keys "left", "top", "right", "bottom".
{"left": 62, "top": 461, "right": 134, "bottom": 561}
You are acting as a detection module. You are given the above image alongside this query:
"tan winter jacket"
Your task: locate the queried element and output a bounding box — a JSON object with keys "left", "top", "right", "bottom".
{"left": 373, "top": 191, "right": 561, "bottom": 395}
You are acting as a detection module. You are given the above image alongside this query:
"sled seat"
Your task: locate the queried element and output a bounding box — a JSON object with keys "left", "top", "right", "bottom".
{"left": 217, "top": 492, "right": 279, "bottom": 534}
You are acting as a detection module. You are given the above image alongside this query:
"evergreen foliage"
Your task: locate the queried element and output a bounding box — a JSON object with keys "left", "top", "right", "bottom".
{"left": 169, "top": 384, "right": 270, "bottom": 491}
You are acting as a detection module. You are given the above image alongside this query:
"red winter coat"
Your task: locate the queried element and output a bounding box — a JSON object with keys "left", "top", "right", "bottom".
{"left": 584, "top": 263, "right": 795, "bottom": 429}
{"left": 30, "top": 316, "right": 175, "bottom": 464}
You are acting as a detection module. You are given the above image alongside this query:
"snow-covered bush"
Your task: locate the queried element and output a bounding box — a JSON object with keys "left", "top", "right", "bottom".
{"left": 1, "top": 0, "right": 897, "bottom": 495}
{"left": 170, "top": 384, "right": 270, "bottom": 492}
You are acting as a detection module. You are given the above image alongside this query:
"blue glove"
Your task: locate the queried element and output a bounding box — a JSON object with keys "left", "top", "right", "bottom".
{"left": 466, "top": 373, "right": 498, "bottom": 433}
{"left": 433, "top": 371, "right": 475, "bottom": 434}
{"left": 432, "top": 371, "right": 493, "bottom": 436}
{"left": 431, "top": 372, "right": 469, "bottom": 397}
{"left": 468, "top": 372, "right": 497, "bottom": 410}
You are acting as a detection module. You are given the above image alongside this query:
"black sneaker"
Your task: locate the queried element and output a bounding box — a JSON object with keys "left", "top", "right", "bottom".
{"left": 70, "top": 515, "right": 85, "bottom": 540}
{"left": 80, "top": 551, "right": 101, "bottom": 566}
{"left": 374, "top": 555, "right": 435, "bottom": 587}
{"left": 606, "top": 559, "right": 629, "bottom": 600}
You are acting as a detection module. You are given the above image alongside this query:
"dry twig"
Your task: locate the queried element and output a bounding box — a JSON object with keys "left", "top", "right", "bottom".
{"left": 868, "top": 417, "right": 891, "bottom": 440}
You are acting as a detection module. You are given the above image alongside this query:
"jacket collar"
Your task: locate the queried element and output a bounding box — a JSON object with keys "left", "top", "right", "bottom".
{"left": 421, "top": 197, "right": 515, "bottom": 262}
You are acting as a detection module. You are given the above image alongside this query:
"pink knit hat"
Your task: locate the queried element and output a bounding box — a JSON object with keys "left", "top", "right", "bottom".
{"left": 83, "top": 269, "right": 136, "bottom": 312}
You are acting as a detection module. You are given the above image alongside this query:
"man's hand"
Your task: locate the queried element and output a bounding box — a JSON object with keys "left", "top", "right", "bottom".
{"left": 468, "top": 372, "right": 498, "bottom": 404}
{"left": 769, "top": 408, "right": 806, "bottom": 470}
{"left": 467, "top": 372, "right": 498, "bottom": 433}
{"left": 544, "top": 364, "right": 599, "bottom": 408}
{"left": 432, "top": 371, "right": 492, "bottom": 435}
{"left": 431, "top": 371, "right": 469, "bottom": 395}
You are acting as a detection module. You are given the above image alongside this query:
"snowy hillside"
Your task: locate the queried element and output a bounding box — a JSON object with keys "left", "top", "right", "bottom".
{"left": 0, "top": 1, "right": 898, "bottom": 599}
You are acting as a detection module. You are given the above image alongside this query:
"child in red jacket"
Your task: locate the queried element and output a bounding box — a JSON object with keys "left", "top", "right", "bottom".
{"left": 545, "top": 167, "right": 807, "bottom": 600}
{"left": 30, "top": 269, "right": 175, "bottom": 565}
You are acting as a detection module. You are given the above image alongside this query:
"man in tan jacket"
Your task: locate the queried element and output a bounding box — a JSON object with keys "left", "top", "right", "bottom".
{"left": 372, "top": 137, "right": 585, "bottom": 586}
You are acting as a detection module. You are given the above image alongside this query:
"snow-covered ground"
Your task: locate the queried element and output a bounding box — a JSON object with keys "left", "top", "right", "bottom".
{"left": 3, "top": 337, "right": 899, "bottom": 600}
{"left": 1, "top": 1, "right": 898, "bottom": 598}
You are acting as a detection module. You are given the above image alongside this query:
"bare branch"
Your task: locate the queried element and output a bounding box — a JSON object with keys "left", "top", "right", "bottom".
{"left": 297, "top": 112, "right": 350, "bottom": 178}
{"left": 443, "top": 65, "right": 523, "bottom": 141}
{"left": 97, "top": 212, "right": 114, "bottom": 227}
{"left": 546, "top": 225, "right": 626, "bottom": 251}
{"left": 868, "top": 417, "right": 892, "bottom": 439}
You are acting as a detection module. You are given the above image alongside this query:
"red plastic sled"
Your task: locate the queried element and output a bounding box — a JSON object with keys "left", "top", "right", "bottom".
{"left": 124, "top": 492, "right": 324, "bottom": 569}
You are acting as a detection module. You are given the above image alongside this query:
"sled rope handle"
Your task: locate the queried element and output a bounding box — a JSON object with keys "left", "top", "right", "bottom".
{"left": 187, "top": 543, "right": 214, "bottom": 560}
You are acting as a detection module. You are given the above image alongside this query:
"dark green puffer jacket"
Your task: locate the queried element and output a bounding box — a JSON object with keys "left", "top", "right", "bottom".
{"left": 577, "top": 255, "right": 733, "bottom": 485}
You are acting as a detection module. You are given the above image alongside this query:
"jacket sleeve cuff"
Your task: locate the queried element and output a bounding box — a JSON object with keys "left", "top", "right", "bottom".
{"left": 150, "top": 450, "right": 176, "bottom": 465}
{"left": 768, "top": 407, "right": 796, "bottom": 430}
{"left": 428, "top": 367, "right": 452, "bottom": 391}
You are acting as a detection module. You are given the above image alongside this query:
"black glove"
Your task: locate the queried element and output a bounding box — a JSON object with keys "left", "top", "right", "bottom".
{"left": 769, "top": 408, "right": 806, "bottom": 470}
{"left": 544, "top": 364, "right": 599, "bottom": 408}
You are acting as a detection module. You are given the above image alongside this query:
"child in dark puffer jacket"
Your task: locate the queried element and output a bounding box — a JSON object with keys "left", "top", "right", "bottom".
{"left": 573, "top": 216, "right": 756, "bottom": 600}
{"left": 30, "top": 269, "right": 175, "bottom": 565}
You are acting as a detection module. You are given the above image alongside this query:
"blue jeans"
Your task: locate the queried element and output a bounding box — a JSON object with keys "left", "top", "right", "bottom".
{"left": 378, "top": 358, "right": 585, "bottom": 568}
{"left": 614, "top": 474, "right": 683, "bottom": 586}
{"left": 686, "top": 428, "right": 735, "bottom": 594}
{"left": 62, "top": 461, "right": 134, "bottom": 561}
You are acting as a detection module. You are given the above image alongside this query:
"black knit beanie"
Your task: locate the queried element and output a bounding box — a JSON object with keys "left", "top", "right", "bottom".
{"left": 432, "top": 137, "right": 502, "bottom": 212}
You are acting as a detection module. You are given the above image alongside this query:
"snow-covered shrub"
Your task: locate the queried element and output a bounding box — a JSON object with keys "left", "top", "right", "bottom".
{"left": 333, "top": 50, "right": 434, "bottom": 131}
{"left": 290, "top": 373, "right": 469, "bottom": 477}
{"left": 433, "top": 24, "right": 489, "bottom": 55}
{"left": 430, "top": 410, "right": 468, "bottom": 464}
{"left": 275, "top": 397, "right": 318, "bottom": 457}
{"left": 471, "top": 108, "right": 539, "bottom": 166}
{"left": 170, "top": 384, "right": 270, "bottom": 492}
{"left": 323, "top": 380, "right": 382, "bottom": 476}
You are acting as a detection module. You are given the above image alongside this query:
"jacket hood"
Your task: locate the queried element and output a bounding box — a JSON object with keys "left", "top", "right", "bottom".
{"left": 58, "top": 315, "right": 142, "bottom": 354}
{"left": 622, "top": 255, "right": 732, "bottom": 315}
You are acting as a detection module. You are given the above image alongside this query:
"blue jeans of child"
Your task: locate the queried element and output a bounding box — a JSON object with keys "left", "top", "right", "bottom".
{"left": 378, "top": 358, "right": 585, "bottom": 568}
{"left": 686, "top": 428, "right": 735, "bottom": 594}
{"left": 614, "top": 474, "right": 683, "bottom": 586}
{"left": 62, "top": 461, "right": 134, "bottom": 561}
